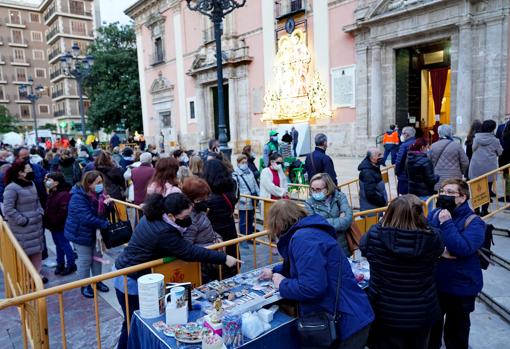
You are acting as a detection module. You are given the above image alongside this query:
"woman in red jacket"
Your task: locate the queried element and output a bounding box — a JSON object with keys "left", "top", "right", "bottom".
{"left": 44, "top": 172, "right": 76, "bottom": 275}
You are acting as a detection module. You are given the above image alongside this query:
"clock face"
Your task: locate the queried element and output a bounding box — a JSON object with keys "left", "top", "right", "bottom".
{"left": 285, "top": 18, "right": 295, "bottom": 34}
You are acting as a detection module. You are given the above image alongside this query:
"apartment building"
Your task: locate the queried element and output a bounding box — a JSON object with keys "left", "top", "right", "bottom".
{"left": 0, "top": 0, "right": 99, "bottom": 134}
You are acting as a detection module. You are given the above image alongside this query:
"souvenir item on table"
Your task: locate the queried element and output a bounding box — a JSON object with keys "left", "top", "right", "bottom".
{"left": 137, "top": 273, "right": 165, "bottom": 318}
{"left": 165, "top": 286, "right": 188, "bottom": 326}
{"left": 211, "top": 297, "right": 224, "bottom": 323}
{"left": 204, "top": 315, "right": 223, "bottom": 337}
{"left": 202, "top": 334, "right": 224, "bottom": 349}
{"left": 173, "top": 323, "right": 212, "bottom": 343}
{"left": 167, "top": 282, "right": 192, "bottom": 310}
{"left": 222, "top": 313, "right": 243, "bottom": 348}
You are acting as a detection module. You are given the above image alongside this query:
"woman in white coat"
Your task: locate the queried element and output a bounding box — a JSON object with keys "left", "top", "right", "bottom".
{"left": 260, "top": 153, "right": 288, "bottom": 200}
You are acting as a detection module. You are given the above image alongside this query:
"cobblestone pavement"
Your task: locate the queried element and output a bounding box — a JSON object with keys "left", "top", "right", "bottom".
{"left": 1, "top": 157, "right": 509, "bottom": 348}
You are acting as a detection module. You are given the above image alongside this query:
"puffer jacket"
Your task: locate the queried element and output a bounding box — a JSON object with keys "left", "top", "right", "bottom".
{"left": 360, "top": 223, "right": 443, "bottom": 329}
{"left": 44, "top": 187, "right": 71, "bottom": 232}
{"left": 429, "top": 138, "right": 469, "bottom": 190}
{"left": 406, "top": 151, "right": 439, "bottom": 196}
{"left": 304, "top": 190, "right": 353, "bottom": 255}
{"left": 468, "top": 132, "right": 503, "bottom": 181}
{"left": 428, "top": 202, "right": 485, "bottom": 296}
{"left": 358, "top": 157, "right": 387, "bottom": 210}
{"left": 3, "top": 179, "right": 44, "bottom": 256}
{"left": 64, "top": 186, "right": 109, "bottom": 247}
{"left": 273, "top": 215, "right": 374, "bottom": 341}
{"left": 96, "top": 165, "right": 126, "bottom": 200}
{"left": 184, "top": 210, "right": 222, "bottom": 247}
{"left": 233, "top": 167, "right": 259, "bottom": 210}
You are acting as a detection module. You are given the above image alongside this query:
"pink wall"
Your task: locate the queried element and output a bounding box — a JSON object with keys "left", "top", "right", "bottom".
{"left": 235, "top": 0, "right": 262, "bottom": 35}
{"left": 246, "top": 32, "right": 265, "bottom": 128}
{"left": 182, "top": 4, "right": 203, "bottom": 55}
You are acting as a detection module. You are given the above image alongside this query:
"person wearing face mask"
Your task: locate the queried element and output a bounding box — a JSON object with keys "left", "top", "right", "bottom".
{"left": 3, "top": 160, "right": 46, "bottom": 282}
{"left": 358, "top": 148, "right": 388, "bottom": 211}
{"left": 427, "top": 179, "right": 486, "bottom": 349}
{"left": 305, "top": 173, "right": 353, "bottom": 256}
{"left": 260, "top": 153, "right": 288, "bottom": 200}
{"left": 304, "top": 133, "right": 338, "bottom": 185}
{"left": 241, "top": 145, "right": 260, "bottom": 181}
{"left": 263, "top": 130, "right": 280, "bottom": 168}
{"left": 64, "top": 171, "right": 111, "bottom": 298}
{"left": 43, "top": 173, "right": 76, "bottom": 276}
{"left": 233, "top": 154, "right": 260, "bottom": 248}
{"left": 406, "top": 138, "right": 440, "bottom": 200}
{"left": 395, "top": 126, "right": 417, "bottom": 195}
{"left": 113, "top": 192, "right": 241, "bottom": 349}
{"left": 181, "top": 176, "right": 222, "bottom": 247}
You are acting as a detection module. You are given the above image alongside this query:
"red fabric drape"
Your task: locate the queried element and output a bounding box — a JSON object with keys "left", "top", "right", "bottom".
{"left": 430, "top": 68, "right": 449, "bottom": 115}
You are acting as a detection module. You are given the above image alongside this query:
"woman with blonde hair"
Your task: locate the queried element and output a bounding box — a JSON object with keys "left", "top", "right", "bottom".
{"left": 259, "top": 200, "right": 374, "bottom": 349}
{"left": 189, "top": 155, "right": 203, "bottom": 176}
{"left": 360, "top": 194, "right": 443, "bottom": 349}
{"left": 305, "top": 173, "right": 352, "bottom": 256}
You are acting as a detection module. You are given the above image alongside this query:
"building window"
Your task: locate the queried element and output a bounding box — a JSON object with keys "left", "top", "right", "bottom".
{"left": 30, "top": 13, "right": 40, "bottom": 23}
{"left": 39, "top": 105, "right": 49, "bottom": 114}
{"left": 188, "top": 99, "right": 196, "bottom": 120}
{"left": 16, "top": 67, "right": 27, "bottom": 82}
{"left": 83, "top": 100, "right": 90, "bottom": 113}
{"left": 35, "top": 68, "right": 46, "bottom": 78}
{"left": 70, "top": 0, "right": 85, "bottom": 15}
{"left": 31, "top": 31, "right": 43, "bottom": 42}
{"left": 11, "top": 29, "right": 23, "bottom": 44}
{"left": 0, "top": 67, "right": 4, "bottom": 81}
{"left": 71, "top": 20, "right": 87, "bottom": 36}
{"left": 33, "top": 50, "right": 44, "bottom": 60}
{"left": 20, "top": 105, "right": 31, "bottom": 119}
{"left": 331, "top": 65, "right": 356, "bottom": 108}
{"left": 9, "top": 10, "right": 21, "bottom": 25}
{"left": 13, "top": 48, "right": 25, "bottom": 62}
{"left": 152, "top": 37, "right": 165, "bottom": 64}
{"left": 0, "top": 86, "right": 6, "bottom": 100}
{"left": 160, "top": 111, "right": 171, "bottom": 127}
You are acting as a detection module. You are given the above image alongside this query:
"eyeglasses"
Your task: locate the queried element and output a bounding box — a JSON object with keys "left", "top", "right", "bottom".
{"left": 310, "top": 186, "right": 326, "bottom": 193}
{"left": 439, "top": 189, "right": 460, "bottom": 196}
{"left": 275, "top": 161, "right": 283, "bottom": 165}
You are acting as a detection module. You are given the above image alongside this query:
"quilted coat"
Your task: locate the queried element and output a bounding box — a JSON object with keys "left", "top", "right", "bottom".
{"left": 429, "top": 138, "right": 469, "bottom": 190}
{"left": 468, "top": 132, "right": 503, "bottom": 182}
{"left": 3, "top": 180, "right": 44, "bottom": 256}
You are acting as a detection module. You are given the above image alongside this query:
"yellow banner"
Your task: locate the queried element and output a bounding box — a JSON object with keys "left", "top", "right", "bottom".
{"left": 469, "top": 177, "right": 490, "bottom": 209}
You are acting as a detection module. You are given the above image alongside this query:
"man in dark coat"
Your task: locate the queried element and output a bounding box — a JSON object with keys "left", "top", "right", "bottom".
{"left": 304, "top": 133, "right": 338, "bottom": 185}
{"left": 395, "top": 126, "right": 416, "bottom": 195}
{"left": 358, "top": 148, "right": 387, "bottom": 211}
{"left": 291, "top": 126, "right": 299, "bottom": 157}
{"left": 110, "top": 131, "right": 121, "bottom": 149}
{"left": 496, "top": 114, "right": 510, "bottom": 201}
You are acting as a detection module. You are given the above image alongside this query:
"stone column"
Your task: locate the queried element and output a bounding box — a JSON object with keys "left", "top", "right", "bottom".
{"left": 134, "top": 24, "right": 153, "bottom": 145}
{"left": 355, "top": 41, "right": 369, "bottom": 142}
{"left": 483, "top": 16, "right": 505, "bottom": 119}
{"left": 370, "top": 43, "right": 383, "bottom": 138}
{"left": 455, "top": 22, "right": 472, "bottom": 136}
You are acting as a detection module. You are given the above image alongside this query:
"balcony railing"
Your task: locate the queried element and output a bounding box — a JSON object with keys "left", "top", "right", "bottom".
{"left": 10, "top": 56, "right": 31, "bottom": 65}
{"left": 150, "top": 52, "right": 165, "bottom": 66}
{"left": 54, "top": 110, "right": 66, "bottom": 117}
{"left": 9, "top": 38, "right": 29, "bottom": 46}
{"left": 52, "top": 90, "right": 64, "bottom": 99}
{"left": 70, "top": 7, "right": 93, "bottom": 17}
{"left": 5, "top": 17, "right": 25, "bottom": 27}
{"left": 44, "top": 7, "right": 56, "bottom": 22}
{"left": 46, "top": 28, "right": 59, "bottom": 41}
{"left": 50, "top": 69, "right": 63, "bottom": 80}
{"left": 48, "top": 50, "right": 61, "bottom": 61}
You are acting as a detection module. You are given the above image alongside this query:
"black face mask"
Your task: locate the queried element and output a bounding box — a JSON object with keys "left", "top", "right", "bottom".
{"left": 24, "top": 172, "right": 35, "bottom": 181}
{"left": 436, "top": 195, "right": 457, "bottom": 212}
{"left": 194, "top": 201, "right": 208, "bottom": 213}
{"left": 175, "top": 217, "right": 192, "bottom": 228}
{"left": 376, "top": 158, "right": 384, "bottom": 166}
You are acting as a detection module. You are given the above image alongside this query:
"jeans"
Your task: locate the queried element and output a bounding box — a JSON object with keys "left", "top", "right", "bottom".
{"left": 50, "top": 231, "right": 75, "bottom": 266}
{"left": 429, "top": 293, "right": 476, "bottom": 349}
{"left": 115, "top": 288, "right": 139, "bottom": 349}
{"left": 75, "top": 243, "right": 102, "bottom": 280}
{"left": 239, "top": 209, "right": 255, "bottom": 236}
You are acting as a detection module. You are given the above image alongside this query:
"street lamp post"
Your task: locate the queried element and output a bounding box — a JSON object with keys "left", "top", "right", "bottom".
{"left": 186, "top": 0, "right": 246, "bottom": 160}
{"left": 19, "top": 76, "right": 44, "bottom": 145}
{"left": 60, "top": 42, "right": 94, "bottom": 139}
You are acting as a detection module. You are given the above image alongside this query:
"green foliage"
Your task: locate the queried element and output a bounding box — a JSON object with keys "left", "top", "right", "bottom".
{"left": 41, "top": 123, "right": 57, "bottom": 131}
{"left": 0, "top": 106, "right": 19, "bottom": 133}
{"left": 84, "top": 22, "right": 142, "bottom": 133}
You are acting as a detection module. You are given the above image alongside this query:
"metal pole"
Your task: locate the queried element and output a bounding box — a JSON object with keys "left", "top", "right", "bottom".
{"left": 31, "top": 97, "right": 38, "bottom": 145}
{"left": 213, "top": 16, "right": 231, "bottom": 160}
{"left": 76, "top": 75, "right": 86, "bottom": 139}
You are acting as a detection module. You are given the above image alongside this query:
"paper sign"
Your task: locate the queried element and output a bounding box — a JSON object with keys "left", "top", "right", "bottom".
{"left": 469, "top": 177, "right": 490, "bottom": 209}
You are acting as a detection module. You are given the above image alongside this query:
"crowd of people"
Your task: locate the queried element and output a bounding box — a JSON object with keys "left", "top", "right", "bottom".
{"left": 0, "top": 113, "right": 508, "bottom": 349}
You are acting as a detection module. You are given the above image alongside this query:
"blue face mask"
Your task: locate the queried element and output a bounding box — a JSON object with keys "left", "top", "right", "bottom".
{"left": 95, "top": 183, "right": 104, "bottom": 194}
{"left": 311, "top": 191, "right": 326, "bottom": 201}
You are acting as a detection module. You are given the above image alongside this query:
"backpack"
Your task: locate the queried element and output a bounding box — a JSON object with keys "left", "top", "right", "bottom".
{"left": 464, "top": 214, "right": 494, "bottom": 270}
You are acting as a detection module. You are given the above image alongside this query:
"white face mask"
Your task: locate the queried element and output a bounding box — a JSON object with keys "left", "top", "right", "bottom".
{"left": 271, "top": 163, "right": 282, "bottom": 171}
{"left": 239, "top": 164, "right": 248, "bottom": 171}
{"left": 400, "top": 135, "right": 406, "bottom": 142}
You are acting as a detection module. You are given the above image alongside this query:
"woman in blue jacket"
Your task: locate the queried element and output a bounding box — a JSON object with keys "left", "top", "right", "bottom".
{"left": 427, "top": 179, "right": 485, "bottom": 349}
{"left": 260, "top": 200, "right": 374, "bottom": 349}
{"left": 64, "top": 170, "right": 111, "bottom": 298}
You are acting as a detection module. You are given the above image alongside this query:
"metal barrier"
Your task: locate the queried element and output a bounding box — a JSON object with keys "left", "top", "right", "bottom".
{"left": 0, "top": 219, "right": 48, "bottom": 349}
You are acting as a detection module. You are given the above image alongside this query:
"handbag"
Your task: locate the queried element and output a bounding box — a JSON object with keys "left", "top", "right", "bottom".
{"left": 345, "top": 222, "right": 364, "bottom": 255}
{"left": 297, "top": 263, "right": 342, "bottom": 348}
{"left": 100, "top": 206, "right": 133, "bottom": 249}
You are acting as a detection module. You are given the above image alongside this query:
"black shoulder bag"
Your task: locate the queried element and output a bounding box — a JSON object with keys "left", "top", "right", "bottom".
{"left": 297, "top": 263, "right": 342, "bottom": 348}
{"left": 100, "top": 205, "right": 133, "bottom": 249}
